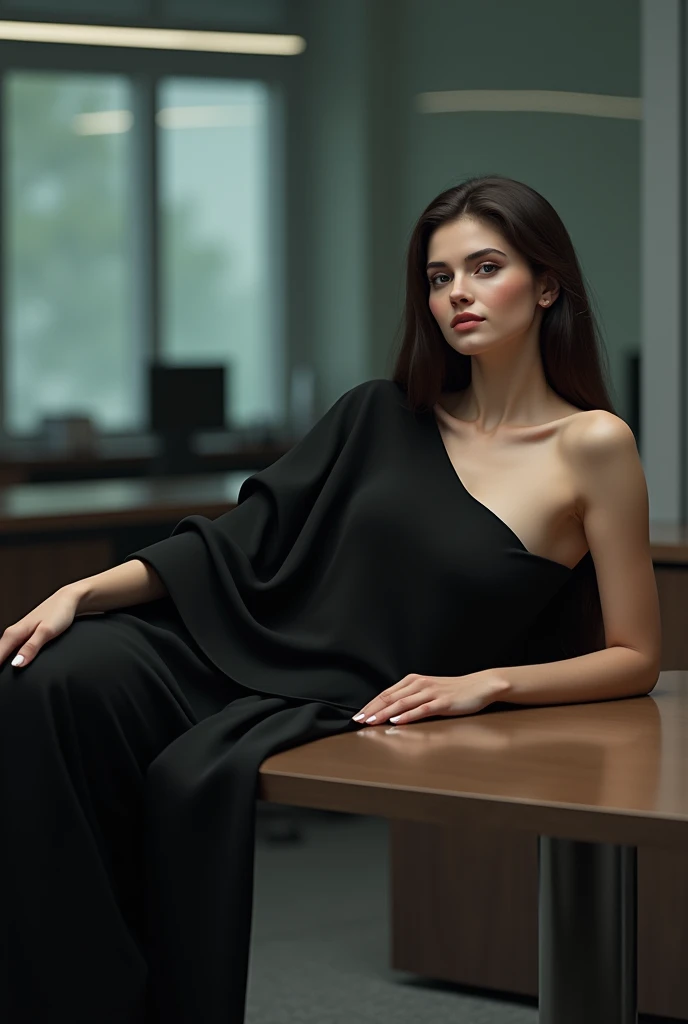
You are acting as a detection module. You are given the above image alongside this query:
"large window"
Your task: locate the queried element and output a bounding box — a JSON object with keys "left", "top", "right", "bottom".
{"left": 3, "top": 68, "right": 281, "bottom": 437}
{"left": 158, "top": 78, "right": 276, "bottom": 430}
{"left": 4, "top": 71, "right": 134, "bottom": 434}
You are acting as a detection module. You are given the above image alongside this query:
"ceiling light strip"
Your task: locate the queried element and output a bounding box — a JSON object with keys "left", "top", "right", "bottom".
{"left": 416, "top": 89, "right": 641, "bottom": 120}
{"left": 0, "top": 19, "right": 305, "bottom": 55}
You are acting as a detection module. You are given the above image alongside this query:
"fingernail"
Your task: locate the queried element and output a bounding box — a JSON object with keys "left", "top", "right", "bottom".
{"left": 365, "top": 715, "right": 377, "bottom": 723}
{"left": 11, "top": 654, "right": 24, "bottom": 667}
{"left": 352, "top": 713, "right": 365, "bottom": 721}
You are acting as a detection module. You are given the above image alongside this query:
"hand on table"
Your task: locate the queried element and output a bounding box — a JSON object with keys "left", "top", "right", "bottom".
{"left": 351, "top": 670, "right": 511, "bottom": 727}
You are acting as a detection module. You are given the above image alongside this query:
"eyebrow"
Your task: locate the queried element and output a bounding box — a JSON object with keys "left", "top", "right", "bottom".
{"left": 426, "top": 248, "right": 507, "bottom": 272}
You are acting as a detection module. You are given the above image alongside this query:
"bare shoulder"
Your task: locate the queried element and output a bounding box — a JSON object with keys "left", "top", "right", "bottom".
{"left": 560, "top": 409, "right": 643, "bottom": 521}
{"left": 562, "top": 408, "right": 638, "bottom": 461}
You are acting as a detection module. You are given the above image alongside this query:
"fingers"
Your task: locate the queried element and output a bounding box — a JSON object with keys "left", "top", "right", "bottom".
{"left": 385, "top": 699, "right": 440, "bottom": 725}
{"left": 0, "top": 627, "right": 25, "bottom": 669}
{"left": 353, "top": 682, "right": 435, "bottom": 725}
{"left": 2, "top": 625, "right": 51, "bottom": 669}
{"left": 351, "top": 683, "right": 411, "bottom": 722}
{"left": 11, "top": 632, "right": 48, "bottom": 667}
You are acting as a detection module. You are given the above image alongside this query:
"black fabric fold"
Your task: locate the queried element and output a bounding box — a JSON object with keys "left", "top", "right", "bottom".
{"left": 125, "top": 376, "right": 580, "bottom": 713}
{"left": 125, "top": 379, "right": 401, "bottom": 711}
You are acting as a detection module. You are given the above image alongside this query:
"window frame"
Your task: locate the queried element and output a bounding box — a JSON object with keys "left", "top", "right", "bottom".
{"left": 0, "top": 38, "right": 295, "bottom": 439}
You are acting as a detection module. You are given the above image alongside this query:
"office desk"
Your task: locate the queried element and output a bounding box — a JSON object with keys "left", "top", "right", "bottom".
{"left": 390, "top": 525, "right": 688, "bottom": 1022}
{"left": 0, "top": 434, "right": 293, "bottom": 484}
{"left": 0, "top": 473, "right": 251, "bottom": 629}
{"left": 259, "top": 672, "right": 687, "bottom": 1023}
{"left": 0, "top": 472, "right": 251, "bottom": 534}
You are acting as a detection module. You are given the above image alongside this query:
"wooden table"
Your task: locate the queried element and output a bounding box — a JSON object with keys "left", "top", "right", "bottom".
{"left": 258, "top": 670, "right": 688, "bottom": 1024}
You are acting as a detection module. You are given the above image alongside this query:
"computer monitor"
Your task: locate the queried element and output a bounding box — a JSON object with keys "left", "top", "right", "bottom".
{"left": 149, "top": 363, "right": 227, "bottom": 474}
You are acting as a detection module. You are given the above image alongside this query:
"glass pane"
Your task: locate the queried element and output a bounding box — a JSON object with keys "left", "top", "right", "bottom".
{"left": 158, "top": 77, "right": 282, "bottom": 430}
{"left": 4, "top": 71, "right": 135, "bottom": 435}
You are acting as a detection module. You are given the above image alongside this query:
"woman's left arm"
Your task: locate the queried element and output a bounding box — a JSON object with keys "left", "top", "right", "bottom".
{"left": 352, "top": 412, "right": 662, "bottom": 727}
{"left": 500, "top": 410, "right": 662, "bottom": 705}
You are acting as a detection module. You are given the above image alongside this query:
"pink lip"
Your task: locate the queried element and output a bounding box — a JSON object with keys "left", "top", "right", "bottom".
{"left": 451, "top": 315, "right": 484, "bottom": 326}
{"left": 453, "top": 318, "right": 484, "bottom": 331}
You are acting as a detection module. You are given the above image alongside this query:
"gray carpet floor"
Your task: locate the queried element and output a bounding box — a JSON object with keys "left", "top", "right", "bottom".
{"left": 247, "top": 807, "right": 670, "bottom": 1024}
{"left": 247, "top": 808, "right": 678, "bottom": 1023}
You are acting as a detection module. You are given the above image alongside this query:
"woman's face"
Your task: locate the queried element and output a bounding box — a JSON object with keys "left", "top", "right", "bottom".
{"left": 426, "top": 215, "right": 553, "bottom": 356}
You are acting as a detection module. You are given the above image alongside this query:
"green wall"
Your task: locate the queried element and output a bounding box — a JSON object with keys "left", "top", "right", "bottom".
{"left": 300, "top": 0, "right": 640, "bottom": 421}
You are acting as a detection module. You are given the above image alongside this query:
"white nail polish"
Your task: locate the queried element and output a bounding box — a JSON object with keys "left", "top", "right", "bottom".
{"left": 11, "top": 654, "right": 24, "bottom": 667}
{"left": 366, "top": 715, "right": 376, "bottom": 723}
{"left": 352, "top": 713, "right": 365, "bottom": 721}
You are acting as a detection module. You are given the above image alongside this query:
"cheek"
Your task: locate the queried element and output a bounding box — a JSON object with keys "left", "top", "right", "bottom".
{"left": 489, "top": 278, "right": 531, "bottom": 309}
{"left": 428, "top": 294, "right": 443, "bottom": 322}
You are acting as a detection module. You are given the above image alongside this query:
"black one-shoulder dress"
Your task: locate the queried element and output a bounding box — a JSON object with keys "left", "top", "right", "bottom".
{"left": 0, "top": 378, "right": 588, "bottom": 1023}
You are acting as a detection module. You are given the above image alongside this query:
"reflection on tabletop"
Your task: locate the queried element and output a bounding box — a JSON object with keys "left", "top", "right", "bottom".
{"left": 355, "top": 693, "right": 662, "bottom": 810}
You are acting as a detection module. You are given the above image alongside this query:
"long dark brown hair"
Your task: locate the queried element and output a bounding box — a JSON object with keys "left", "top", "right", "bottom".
{"left": 388, "top": 174, "right": 619, "bottom": 668}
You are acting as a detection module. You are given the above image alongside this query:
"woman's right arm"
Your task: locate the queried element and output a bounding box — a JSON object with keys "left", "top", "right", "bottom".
{"left": 68, "top": 558, "right": 167, "bottom": 614}
{"left": 0, "top": 559, "right": 168, "bottom": 669}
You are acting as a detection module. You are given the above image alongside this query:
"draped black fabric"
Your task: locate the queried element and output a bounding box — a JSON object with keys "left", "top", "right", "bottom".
{"left": 125, "top": 378, "right": 582, "bottom": 709}
{"left": 0, "top": 377, "right": 589, "bottom": 1023}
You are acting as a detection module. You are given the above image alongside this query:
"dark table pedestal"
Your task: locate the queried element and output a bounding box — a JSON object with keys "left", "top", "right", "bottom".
{"left": 539, "top": 837, "right": 637, "bottom": 1023}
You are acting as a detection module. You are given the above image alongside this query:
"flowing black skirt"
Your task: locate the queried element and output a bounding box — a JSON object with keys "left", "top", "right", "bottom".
{"left": 0, "top": 597, "right": 356, "bottom": 1023}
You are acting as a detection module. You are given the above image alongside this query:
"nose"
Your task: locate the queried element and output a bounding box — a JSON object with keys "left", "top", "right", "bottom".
{"left": 447, "top": 271, "right": 474, "bottom": 301}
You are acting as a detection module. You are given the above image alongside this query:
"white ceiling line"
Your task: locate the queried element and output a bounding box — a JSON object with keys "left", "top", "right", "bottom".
{"left": 416, "top": 89, "right": 641, "bottom": 120}
{"left": 0, "top": 19, "right": 305, "bottom": 55}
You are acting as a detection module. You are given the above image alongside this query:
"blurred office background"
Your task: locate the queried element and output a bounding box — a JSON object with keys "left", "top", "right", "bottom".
{"left": 0, "top": 1, "right": 684, "bottom": 1021}
{"left": 0, "top": 0, "right": 645, "bottom": 451}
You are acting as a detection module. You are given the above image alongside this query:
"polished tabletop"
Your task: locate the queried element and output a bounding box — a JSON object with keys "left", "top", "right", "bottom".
{"left": 258, "top": 671, "right": 688, "bottom": 851}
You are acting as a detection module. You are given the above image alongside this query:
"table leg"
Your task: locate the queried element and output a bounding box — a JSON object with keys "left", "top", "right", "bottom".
{"left": 538, "top": 836, "right": 637, "bottom": 1024}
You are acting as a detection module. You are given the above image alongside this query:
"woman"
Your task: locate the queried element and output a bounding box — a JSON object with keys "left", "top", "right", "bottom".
{"left": 0, "top": 175, "right": 661, "bottom": 1023}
